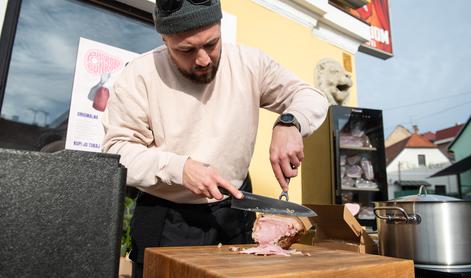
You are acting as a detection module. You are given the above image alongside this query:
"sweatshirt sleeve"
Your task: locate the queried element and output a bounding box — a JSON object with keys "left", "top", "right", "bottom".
{"left": 102, "top": 64, "right": 188, "bottom": 188}
{"left": 258, "top": 50, "right": 329, "bottom": 137}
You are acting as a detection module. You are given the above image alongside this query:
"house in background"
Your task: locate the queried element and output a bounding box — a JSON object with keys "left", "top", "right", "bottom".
{"left": 386, "top": 123, "right": 464, "bottom": 160}
{"left": 431, "top": 116, "right": 471, "bottom": 199}
{"left": 421, "top": 131, "right": 435, "bottom": 142}
{"left": 447, "top": 117, "right": 471, "bottom": 196}
{"left": 433, "top": 123, "right": 464, "bottom": 160}
{"left": 385, "top": 124, "right": 411, "bottom": 147}
{"left": 385, "top": 132, "right": 457, "bottom": 199}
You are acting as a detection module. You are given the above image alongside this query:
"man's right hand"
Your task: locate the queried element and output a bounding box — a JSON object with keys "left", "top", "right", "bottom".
{"left": 182, "top": 158, "right": 243, "bottom": 200}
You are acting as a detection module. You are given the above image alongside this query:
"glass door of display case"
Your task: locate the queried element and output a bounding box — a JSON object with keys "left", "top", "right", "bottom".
{"left": 331, "top": 106, "right": 388, "bottom": 229}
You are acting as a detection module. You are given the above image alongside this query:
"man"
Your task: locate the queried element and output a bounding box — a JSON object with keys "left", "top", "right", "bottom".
{"left": 102, "top": 0, "right": 328, "bottom": 277}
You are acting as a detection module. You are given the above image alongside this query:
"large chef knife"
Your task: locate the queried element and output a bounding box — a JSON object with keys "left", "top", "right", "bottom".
{"left": 219, "top": 187, "right": 317, "bottom": 217}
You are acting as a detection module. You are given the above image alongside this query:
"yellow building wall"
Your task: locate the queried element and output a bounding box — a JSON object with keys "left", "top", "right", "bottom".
{"left": 221, "top": 0, "right": 359, "bottom": 203}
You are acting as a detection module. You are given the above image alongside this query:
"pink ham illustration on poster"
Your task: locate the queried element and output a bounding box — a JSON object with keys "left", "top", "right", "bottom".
{"left": 85, "top": 49, "right": 122, "bottom": 112}
{"left": 65, "top": 37, "right": 138, "bottom": 152}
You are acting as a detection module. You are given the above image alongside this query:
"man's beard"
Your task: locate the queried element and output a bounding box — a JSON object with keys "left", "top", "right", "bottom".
{"left": 177, "top": 58, "right": 220, "bottom": 84}
{"left": 170, "top": 49, "right": 221, "bottom": 84}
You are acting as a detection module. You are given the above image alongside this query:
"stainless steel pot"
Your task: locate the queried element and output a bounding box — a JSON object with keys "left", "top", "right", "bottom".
{"left": 374, "top": 186, "right": 471, "bottom": 267}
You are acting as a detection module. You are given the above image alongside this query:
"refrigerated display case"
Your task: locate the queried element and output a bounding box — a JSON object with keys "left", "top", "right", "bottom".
{"left": 301, "top": 105, "right": 388, "bottom": 229}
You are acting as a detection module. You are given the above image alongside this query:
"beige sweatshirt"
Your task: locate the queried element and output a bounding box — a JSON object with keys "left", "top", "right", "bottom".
{"left": 102, "top": 43, "right": 328, "bottom": 204}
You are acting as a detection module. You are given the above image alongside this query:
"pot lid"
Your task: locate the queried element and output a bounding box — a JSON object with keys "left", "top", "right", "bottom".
{"left": 394, "top": 185, "right": 461, "bottom": 202}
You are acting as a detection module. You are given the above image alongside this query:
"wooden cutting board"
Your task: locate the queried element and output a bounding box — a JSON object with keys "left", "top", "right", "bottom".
{"left": 143, "top": 244, "right": 414, "bottom": 278}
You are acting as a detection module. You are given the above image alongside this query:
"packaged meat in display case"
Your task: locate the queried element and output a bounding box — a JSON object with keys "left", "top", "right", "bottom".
{"left": 302, "top": 105, "right": 388, "bottom": 230}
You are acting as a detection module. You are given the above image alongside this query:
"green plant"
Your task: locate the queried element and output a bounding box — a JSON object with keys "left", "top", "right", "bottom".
{"left": 121, "top": 196, "right": 136, "bottom": 257}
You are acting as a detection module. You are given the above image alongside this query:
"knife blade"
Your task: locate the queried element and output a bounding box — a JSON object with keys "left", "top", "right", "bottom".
{"left": 219, "top": 188, "right": 317, "bottom": 217}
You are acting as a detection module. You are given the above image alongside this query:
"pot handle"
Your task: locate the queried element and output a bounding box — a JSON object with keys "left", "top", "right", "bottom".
{"left": 374, "top": 206, "right": 421, "bottom": 224}
{"left": 418, "top": 185, "right": 428, "bottom": 196}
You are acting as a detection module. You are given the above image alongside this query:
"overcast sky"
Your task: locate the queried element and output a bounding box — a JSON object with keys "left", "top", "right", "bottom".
{"left": 356, "top": 0, "right": 471, "bottom": 137}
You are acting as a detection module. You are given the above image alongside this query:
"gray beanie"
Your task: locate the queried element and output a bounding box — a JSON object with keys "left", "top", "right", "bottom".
{"left": 153, "top": 0, "right": 223, "bottom": 34}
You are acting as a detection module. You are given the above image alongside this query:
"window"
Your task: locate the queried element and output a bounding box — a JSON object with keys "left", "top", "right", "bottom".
{"left": 0, "top": 0, "right": 163, "bottom": 151}
{"left": 435, "top": 185, "right": 446, "bottom": 195}
{"left": 418, "top": 154, "right": 426, "bottom": 166}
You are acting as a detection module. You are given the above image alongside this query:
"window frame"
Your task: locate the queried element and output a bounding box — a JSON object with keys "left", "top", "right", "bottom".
{"left": 0, "top": 0, "right": 153, "bottom": 112}
{"left": 0, "top": 0, "right": 22, "bottom": 110}
{"left": 434, "top": 185, "right": 446, "bottom": 195}
{"left": 418, "top": 154, "right": 426, "bottom": 167}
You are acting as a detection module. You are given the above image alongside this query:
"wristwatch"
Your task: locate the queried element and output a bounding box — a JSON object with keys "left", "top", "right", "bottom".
{"left": 274, "top": 113, "right": 301, "bottom": 132}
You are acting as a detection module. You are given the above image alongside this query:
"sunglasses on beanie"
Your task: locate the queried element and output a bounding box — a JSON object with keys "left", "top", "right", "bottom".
{"left": 156, "top": 0, "right": 212, "bottom": 14}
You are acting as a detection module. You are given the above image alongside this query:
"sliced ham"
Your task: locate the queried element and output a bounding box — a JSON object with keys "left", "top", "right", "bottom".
{"left": 239, "top": 245, "right": 298, "bottom": 256}
{"left": 345, "top": 203, "right": 360, "bottom": 216}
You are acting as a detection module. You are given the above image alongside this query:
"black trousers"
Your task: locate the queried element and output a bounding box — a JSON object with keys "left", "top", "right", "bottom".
{"left": 129, "top": 176, "right": 256, "bottom": 278}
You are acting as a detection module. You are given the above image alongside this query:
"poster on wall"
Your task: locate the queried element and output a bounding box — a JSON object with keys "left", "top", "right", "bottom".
{"left": 65, "top": 37, "right": 138, "bottom": 152}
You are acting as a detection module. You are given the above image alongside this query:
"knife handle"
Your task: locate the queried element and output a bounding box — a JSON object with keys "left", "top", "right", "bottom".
{"left": 279, "top": 177, "right": 290, "bottom": 201}
{"left": 279, "top": 191, "right": 289, "bottom": 201}
{"left": 285, "top": 177, "right": 290, "bottom": 185}
{"left": 218, "top": 187, "right": 231, "bottom": 196}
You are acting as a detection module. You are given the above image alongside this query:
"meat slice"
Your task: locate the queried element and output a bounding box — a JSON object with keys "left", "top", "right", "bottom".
{"left": 239, "top": 214, "right": 308, "bottom": 256}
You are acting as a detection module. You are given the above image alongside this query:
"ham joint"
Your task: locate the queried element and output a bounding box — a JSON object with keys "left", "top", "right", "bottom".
{"left": 239, "top": 214, "right": 310, "bottom": 256}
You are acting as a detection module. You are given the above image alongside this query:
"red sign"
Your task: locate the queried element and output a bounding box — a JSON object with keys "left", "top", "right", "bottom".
{"left": 347, "top": 0, "right": 393, "bottom": 59}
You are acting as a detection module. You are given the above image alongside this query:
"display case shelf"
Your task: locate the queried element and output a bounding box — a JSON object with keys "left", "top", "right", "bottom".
{"left": 339, "top": 145, "right": 377, "bottom": 151}
{"left": 340, "top": 186, "right": 380, "bottom": 192}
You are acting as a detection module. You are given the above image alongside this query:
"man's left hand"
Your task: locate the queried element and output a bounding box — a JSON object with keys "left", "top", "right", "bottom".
{"left": 269, "top": 125, "right": 304, "bottom": 192}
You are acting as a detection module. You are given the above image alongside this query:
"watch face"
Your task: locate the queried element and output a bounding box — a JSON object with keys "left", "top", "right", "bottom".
{"left": 280, "top": 113, "right": 294, "bottom": 123}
